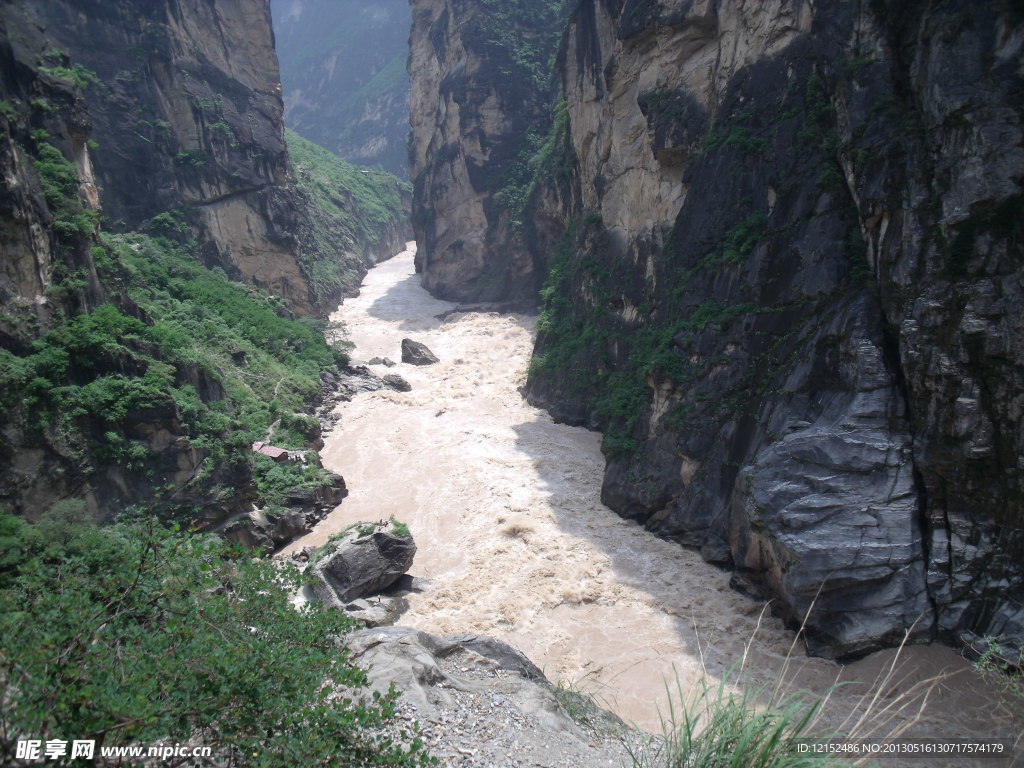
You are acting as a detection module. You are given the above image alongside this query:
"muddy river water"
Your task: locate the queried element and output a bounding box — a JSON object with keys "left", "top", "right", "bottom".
{"left": 285, "top": 244, "right": 1017, "bottom": 759}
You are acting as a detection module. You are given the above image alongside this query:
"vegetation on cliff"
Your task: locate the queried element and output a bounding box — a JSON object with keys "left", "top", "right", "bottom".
{"left": 0, "top": 506, "right": 432, "bottom": 766}
{"left": 0, "top": 89, "right": 400, "bottom": 528}
{"left": 272, "top": 0, "right": 412, "bottom": 177}
{"left": 0, "top": 213, "right": 343, "bottom": 520}
{"left": 287, "top": 128, "right": 410, "bottom": 307}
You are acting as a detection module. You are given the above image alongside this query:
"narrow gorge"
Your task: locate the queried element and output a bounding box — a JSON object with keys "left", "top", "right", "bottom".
{"left": 408, "top": 0, "right": 1024, "bottom": 662}
{"left": 1, "top": 0, "right": 1022, "bottom": 764}
{"left": 289, "top": 243, "right": 1007, "bottom": 746}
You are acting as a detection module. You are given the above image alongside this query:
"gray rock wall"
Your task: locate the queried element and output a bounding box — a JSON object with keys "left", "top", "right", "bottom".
{"left": 407, "top": 0, "right": 1023, "bottom": 657}
{"left": 408, "top": 0, "right": 565, "bottom": 303}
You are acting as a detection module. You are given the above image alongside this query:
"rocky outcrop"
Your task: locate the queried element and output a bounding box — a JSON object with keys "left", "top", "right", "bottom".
{"left": 220, "top": 472, "right": 348, "bottom": 553}
{"left": 412, "top": 0, "right": 1024, "bottom": 657}
{"left": 310, "top": 520, "right": 417, "bottom": 607}
{"left": 343, "top": 626, "right": 634, "bottom": 765}
{"left": 407, "top": 0, "right": 564, "bottom": 303}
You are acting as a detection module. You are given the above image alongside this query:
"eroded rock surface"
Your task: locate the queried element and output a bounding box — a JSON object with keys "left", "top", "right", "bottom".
{"left": 344, "top": 626, "right": 635, "bottom": 767}
{"left": 311, "top": 520, "right": 417, "bottom": 607}
{"left": 407, "top": 0, "right": 564, "bottom": 302}
{"left": 411, "top": 0, "right": 1024, "bottom": 657}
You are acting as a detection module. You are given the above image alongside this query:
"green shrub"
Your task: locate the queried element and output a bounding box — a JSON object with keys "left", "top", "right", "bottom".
{"left": 0, "top": 99, "right": 18, "bottom": 121}
{"left": 0, "top": 510, "right": 434, "bottom": 766}
{"left": 32, "top": 143, "right": 79, "bottom": 210}
{"left": 389, "top": 517, "right": 411, "bottom": 538}
{"left": 38, "top": 62, "right": 98, "bottom": 90}
{"left": 972, "top": 637, "right": 1024, "bottom": 721}
{"left": 173, "top": 150, "right": 209, "bottom": 167}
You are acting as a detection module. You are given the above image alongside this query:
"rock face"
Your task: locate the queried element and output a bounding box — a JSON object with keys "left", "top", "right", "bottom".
{"left": 341, "top": 626, "right": 635, "bottom": 765}
{"left": 411, "top": 0, "right": 1024, "bottom": 657}
{"left": 381, "top": 374, "right": 412, "bottom": 392}
{"left": 401, "top": 338, "right": 440, "bottom": 366}
{"left": 310, "top": 521, "right": 417, "bottom": 606}
{"left": 271, "top": 0, "right": 411, "bottom": 178}
{"left": 0, "top": 1, "right": 404, "bottom": 526}
{"left": 407, "top": 0, "right": 565, "bottom": 303}
{"left": 220, "top": 472, "right": 348, "bottom": 553}
{"left": 16, "top": 0, "right": 405, "bottom": 317}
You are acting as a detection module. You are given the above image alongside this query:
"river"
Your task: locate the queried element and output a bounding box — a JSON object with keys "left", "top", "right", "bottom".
{"left": 285, "top": 244, "right": 1017, "bottom": 759}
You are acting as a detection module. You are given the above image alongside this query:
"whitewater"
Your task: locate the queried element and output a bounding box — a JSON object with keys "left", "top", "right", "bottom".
{"left": 285, "top": 244, "right": 1014, "bottom": 757}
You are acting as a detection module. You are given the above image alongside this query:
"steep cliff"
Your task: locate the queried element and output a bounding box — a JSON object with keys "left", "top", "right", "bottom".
{"left": 14, "top": 0, "right": 406, "bottom": 317}
{"left": 412, "top": 0, "right": 1024, "bottom": 658}
{"left": 0, "top": 0, "right": 405, "bottom": 527}
{"left": 408, "top": 0, "right": 566, "bottom": 303}
{"left": 272, "top": 0, "right": 412, "bottom": 179}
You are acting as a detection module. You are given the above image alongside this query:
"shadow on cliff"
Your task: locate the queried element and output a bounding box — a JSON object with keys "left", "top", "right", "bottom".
{"left": 504, "top": 413, "right": 985, "bottom": 737}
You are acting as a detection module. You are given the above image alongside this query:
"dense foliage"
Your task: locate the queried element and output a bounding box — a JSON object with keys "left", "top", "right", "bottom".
{"left": 287, "top": 129, "right": 408, "bottom": 242}
{"left": 0, "top": 223, "right": 344, "bottom": 518}
{"left": 0, "top": 506, "right": 433, "bottom": 766}
{"left": 287, "top": 128, "right": 410, "bottom": 302}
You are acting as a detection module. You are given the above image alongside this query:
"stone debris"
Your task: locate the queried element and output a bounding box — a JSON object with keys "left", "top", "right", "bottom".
{"left": 344, "top": 626, "right": 645, "bottom": 768}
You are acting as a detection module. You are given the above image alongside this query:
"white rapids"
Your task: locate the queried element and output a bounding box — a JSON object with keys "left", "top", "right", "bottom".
{"left": 285, "top": 243, "right": 1017, "bottom": 757}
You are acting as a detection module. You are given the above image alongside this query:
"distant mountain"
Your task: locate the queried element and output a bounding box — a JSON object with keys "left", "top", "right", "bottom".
{"left": 272, "top": 0, "right": 411, "bottom": 179}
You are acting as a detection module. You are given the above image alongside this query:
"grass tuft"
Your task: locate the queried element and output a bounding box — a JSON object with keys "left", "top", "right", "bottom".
{"left": 626, "top": 664, "right": 836, "bottom": 768}
{"left": 626, "top": 606, "right": 949, "bottom": 768}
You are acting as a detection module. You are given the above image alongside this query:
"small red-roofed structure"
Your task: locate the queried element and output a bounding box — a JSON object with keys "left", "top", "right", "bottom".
{"left": 252, "top": 441, "right": 289, "bottom": 463}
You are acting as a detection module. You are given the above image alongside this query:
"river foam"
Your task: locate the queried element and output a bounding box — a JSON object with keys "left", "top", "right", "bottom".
{"left": 285, "top": 244, "right": 1017, "bottom": 759}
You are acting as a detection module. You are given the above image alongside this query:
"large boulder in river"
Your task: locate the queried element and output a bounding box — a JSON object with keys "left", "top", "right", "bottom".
{"left": 401, "top": 338, "right": 439, "bottom": 365}
{"left": 310, "top": 520, "right": 416, "bottom": 606}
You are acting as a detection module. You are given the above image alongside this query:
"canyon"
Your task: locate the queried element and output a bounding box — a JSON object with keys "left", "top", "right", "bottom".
{"left": 408, "top": 0, "right": 1024, "bottom": 660}
{"left": 289, "top": 244, "right": 1010, "bottom": 748}
{"left": 0, "top": 0, "right": 1021, "bottom": 761}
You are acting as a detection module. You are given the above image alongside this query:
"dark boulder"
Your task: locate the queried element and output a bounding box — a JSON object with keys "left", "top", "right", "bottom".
{"left": 382, "top": 374, "right": 412, "bottom": 392}
{"left": 310, "top": 520, "right": 416, "bottom": 606}
{"left": 401, "top": 338, "right": 440, "bottom": 365}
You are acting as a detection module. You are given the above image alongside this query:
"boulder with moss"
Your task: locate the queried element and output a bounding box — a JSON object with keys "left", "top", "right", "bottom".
{"left": 310, "top": 520, "right": 416, "bottom": 607}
